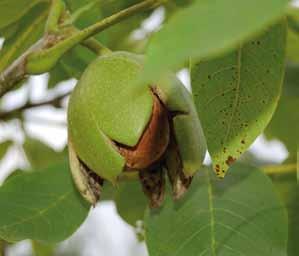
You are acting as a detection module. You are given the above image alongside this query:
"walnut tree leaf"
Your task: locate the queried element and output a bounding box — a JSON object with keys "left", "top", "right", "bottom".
{"left": 0, "top": 163, "right": 90, "bottom": 243}
{"left": 191, "top": 22, "right": 286, "bottom": 177}
{"left": 145, "top": 165, "right": 288, "bottom": 256}
{"left": 142, "top": 0, "right": 288, "bottom": 80}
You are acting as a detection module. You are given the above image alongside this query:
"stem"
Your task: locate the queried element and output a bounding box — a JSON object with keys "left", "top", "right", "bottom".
{"left": 26, "top": 0, "right": 159, "bottom": 74}
{"left": 81, "top": 38, "right": 112, "bottom": 55}
{"left": 0, "top": 91, "right": 70, "bottom": 120}
{"left": 0, "top": 0, "right": 161, "bottom": 98}
{"left": 79, "top": 0, "right": 157, "bottom": 37}
{"left": 45, "top": 0, "right": 65, "bottom": 33}
{"left": 262, "top": 163, "right": 297, "bottom": 175}
{"left": 0, "top": 57, "right": 27, "bottom": 96}
{"left": 64, "top": 1, "right": 98, "bottom": 26}
{"left": 0, "top": 38, "right": 46, "bottom": 97}
{"left": 68, "top": 26, "right": 112, "bottom": 55}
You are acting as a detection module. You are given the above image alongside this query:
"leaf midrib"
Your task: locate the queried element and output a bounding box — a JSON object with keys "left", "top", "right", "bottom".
{"left": 223, "top": 46, "right": 242, "bottom": 148}
{"left": 207, "top": 172, "right": 216, "bottom": 256}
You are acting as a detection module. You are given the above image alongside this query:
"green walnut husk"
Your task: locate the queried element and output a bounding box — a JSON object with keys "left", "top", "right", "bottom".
{"left": 68, "top": 51, "right": 206, "bottom": 207}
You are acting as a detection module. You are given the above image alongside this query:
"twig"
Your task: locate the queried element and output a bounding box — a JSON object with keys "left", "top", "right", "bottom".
{"left": 68, "top": 26, "right": 112, "bottom": 55}
{"left": 81, "top": 38, "right": 112, "bottom": 55}
{"left": 26, "top": 0, "right": 159, "bottom": 73}
{"left": 0, "top": 0, "right": 161, "bottom": 98}
{"left": 63, "top": 0, "right": 98, "bottom": 26}
{"left": 0, "top": 91, "right": 70, "bottom": 120}
{"left": 0, "top": 36, "right": 55, "bottom": 98}
{"left": 262, "top": 163, "right": 297, "bottom": 175}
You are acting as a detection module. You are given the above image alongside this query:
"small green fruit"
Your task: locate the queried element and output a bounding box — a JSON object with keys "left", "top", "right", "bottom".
{"left": 68, "top": 51, "right": 206, "bottom": 207}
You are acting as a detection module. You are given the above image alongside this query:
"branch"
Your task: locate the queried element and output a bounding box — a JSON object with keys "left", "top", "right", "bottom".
{"left": 26, "top": 0, "right": 159, "bottom": 74}
{"left": 0, "top": 0, "right": 161, "bottom": 98}
{"left": 81, "top": 38, "right": 112, "bottom": 55}
{"left": 68, "top": 26, "right": 112, "bottom": 55}
{"left": 63, "top": 0, "right": 98, "bottom": 26}
{"left": 0, "top": 38, "right": 46, "bottom": 97}
{"left": 0, "top": 0, "right": 66, "bottom": 96}
{"left": 0, "top": 91, "right": 70, "bottom": 120}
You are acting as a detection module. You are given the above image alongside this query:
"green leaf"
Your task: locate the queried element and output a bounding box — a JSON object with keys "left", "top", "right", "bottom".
{"left": 0, "top": 0, "right": 47, "bottom": 30}
{"left": 100, "top": 182, "right": 115, "bottom": 201}
{"left": 97, "top": 0, "right": 149, "bottom": 50}
{"left": 3, "top": 170, "right": 24, "bottom": 185}
{"left": 265, "top": 64, "right": 299, "bottom": 156}
{"left": 115, "top": 180, "right": 147, "bottom": 226}
{"left": 0, "top": 21, "right": 19, "bottom": 40}
{"left": 47, "top": 44, "right": 96, "bottom": 88}
{"left": 99, "top": 15, "right": 146, "bottom": 50}
{"left": 143, "top": 0, "right": 288, "bottom": 80}
{"left": 66, "top": 0, "right": 149, "bottom": 49}
{"left": 191, "top": 23, "right": 286, "bottom": 177}
{"left": 145, "top": 165, "right": 288, "bottom": 256}
{"left": 23, "top": 137, "right": 67, "bottom": 170}
{"left": 0, "top": 163, "right": 90, "bottom": 243}
{"left": 58, "top": 44, "right": 96, "bottom": 80}
{"left": 0, "top": 140, "right": 12, "bottom": 160}
{"left": 286, "top": 28, "right": 299, "bottom": 62}
{"left": 287, "top": 8, "right": 299, "bottom": 62}
{"left": 47, "top": 53, "right": 83, "bottom": 89}
{"left": 271, "top": 167, "right": 299, "bottom": 256}
{"left": 65, "top": 0, "right": 102, "bottom": 29}
{"left": 172, "top": 0, "right": 194, "bottom": 7}
{"left": 0, "top": 3, "right": 48, "bottom": 72}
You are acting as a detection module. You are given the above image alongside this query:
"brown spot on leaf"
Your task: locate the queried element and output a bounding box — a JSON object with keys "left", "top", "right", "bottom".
{"left": 225, "top": 156, "right": 236, "bottom": 166}
{"left": 241, "top": 140, "right": 245, "bottom": 144}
